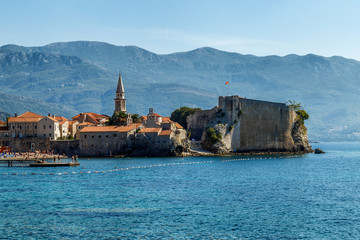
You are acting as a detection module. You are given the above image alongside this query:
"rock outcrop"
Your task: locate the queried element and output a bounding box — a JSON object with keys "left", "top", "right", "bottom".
{"left": 314, "top": 148, "right": 325, "bottom": 154}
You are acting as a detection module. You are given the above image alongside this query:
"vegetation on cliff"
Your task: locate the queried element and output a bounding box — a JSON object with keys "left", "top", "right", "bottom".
{"left": 287, "top": 100, "right": 312, "bottom": 152}
{"left": 170, "top": 106, "right": 201, "bottom": 129}
{"left": 205, "top": 127, "right": 222, "bottom": 143}
{"left": 287, "top": 100, "right": 309, "bottom": 125}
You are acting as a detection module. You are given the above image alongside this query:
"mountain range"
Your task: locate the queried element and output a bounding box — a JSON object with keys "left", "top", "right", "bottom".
{"left": 1, "top": 41, "right": 360, "bottom": 141}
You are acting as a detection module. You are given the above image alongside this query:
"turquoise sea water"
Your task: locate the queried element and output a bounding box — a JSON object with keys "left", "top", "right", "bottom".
{"left": 1, "top": 142, "right": 360, "bottom": 239}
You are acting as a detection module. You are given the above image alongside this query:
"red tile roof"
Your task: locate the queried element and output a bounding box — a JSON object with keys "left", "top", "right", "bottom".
{"left": 59, "top": 120, "right": 68, "bottom": 126}
{"left": 78, "top": 122, "right": 96, "bottom": 126}
{"left": 72, "top": 112, "right": 108, "bottom": 124}
{"left": 139, "top": 127, "right": 162, "bottom": 133}
{"left": 8, "top": 111, "right": 44, "bottom": 123}
{"left": 175, "top": 122, "right": 184, "bottom": 129}
{"left": 159, "top": 130, "right": 172, "bottom": 136}
{"left": 80, "top": 123, "right": 141, "bottom": 133}
{"left": 55, "top": 116, "right": 68, "bottom": 121}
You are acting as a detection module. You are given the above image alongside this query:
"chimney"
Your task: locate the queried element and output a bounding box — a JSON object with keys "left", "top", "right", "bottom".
{"left": 14, "top": 113, "right": 17, "bottom": 117}
{"left": 53, "top": 115, "right": 55, "bottom": 119}
{"left": 48, "top": 113, "right": 51, "bottom": 117}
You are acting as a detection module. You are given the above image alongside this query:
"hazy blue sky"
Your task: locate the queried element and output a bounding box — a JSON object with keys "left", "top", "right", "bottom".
{"left": 1, "top": 0, "right": 360, "bottom": 59}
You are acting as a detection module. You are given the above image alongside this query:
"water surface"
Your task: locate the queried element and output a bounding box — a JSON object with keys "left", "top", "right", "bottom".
{"left": 1, "top": 142, "right": 360, "bottom": 239}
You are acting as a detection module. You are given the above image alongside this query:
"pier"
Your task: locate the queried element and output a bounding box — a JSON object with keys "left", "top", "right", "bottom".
{"left": 0, "top": 155, "right": 79, "bottom": 167}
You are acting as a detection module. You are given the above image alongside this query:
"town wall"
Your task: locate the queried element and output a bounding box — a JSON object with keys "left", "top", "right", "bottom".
{"left": 186, "top": 107, "right": 218, "bottom": 140}
{"left": 0, "top": 137, "right": 79, "bottom": 155}
{"left": 219, "top": 96, "right": 297, "bottom": 152}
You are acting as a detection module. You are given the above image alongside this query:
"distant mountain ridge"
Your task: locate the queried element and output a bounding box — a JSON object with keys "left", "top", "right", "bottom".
{"left": 1, "top": 41, "right": 360, "bottom": 141}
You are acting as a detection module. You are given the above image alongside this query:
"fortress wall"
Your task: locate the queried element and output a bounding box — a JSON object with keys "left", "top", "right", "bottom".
{"left": 220, "top": 96, "right": 296, "bottom": 152}
{"left": 187, "top": 107, "right": 218, "bottom": 140}
{"left": 0, "top": 137, "right": 79, "bottom": 155}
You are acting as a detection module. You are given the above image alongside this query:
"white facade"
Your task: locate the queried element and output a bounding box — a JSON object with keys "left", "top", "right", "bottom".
{"left": 38, "top": 117, "right": 60, "bottom": 140}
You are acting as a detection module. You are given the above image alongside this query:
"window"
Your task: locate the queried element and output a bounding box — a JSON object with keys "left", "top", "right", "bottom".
{"left": 43, "top": 125, "right": 46, "bottom": 129}
{"left": 84, "top": 134, "right": 87, "bottom": 139}
{"left": 35, "top": 126, "right": 37, "bottom": 129}
{"left": 27, "top": 126, "right": 29, "bottom": 129}
{"left": 49, "top": 125, "right": 52, "bottom": 129}
{"left": 106, "top": 135, "right": 109, "bottom": 138}
{"left": 49, "top": 133, "right": 52, "bottom": 137}
{"left": 113, "top": 134, "right": 117, "bottom": 137}
{"left": 12, "top": 126, "right": 15, "bottom": 129}
{"left": 43, "top": 134, "right": 46, "bottom": 137}
{"left": 92, "top": 136, "right": 94, "bottom": 138}
{"left": 98, "top": 135, "right": 101, "bottom": 138}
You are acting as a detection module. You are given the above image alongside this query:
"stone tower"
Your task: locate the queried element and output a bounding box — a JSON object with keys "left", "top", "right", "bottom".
{"left": 114, "top": 73, "right": 126, "bottom": 114}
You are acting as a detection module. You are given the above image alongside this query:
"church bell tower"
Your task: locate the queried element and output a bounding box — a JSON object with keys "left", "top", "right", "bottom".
{"left": 114, "top": 73, "right": 126, "bottom": 114}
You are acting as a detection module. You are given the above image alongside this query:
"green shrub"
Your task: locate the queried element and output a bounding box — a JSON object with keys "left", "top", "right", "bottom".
{"left": 205, "top": 127, "right": 222, "bottom": 143}
{"left": 170, "top": 106, "right": 201, "bottom": 129}
{"left": 287, "top": 100, "right": 309, "bottom": 124}
{"left": 228, "top": 125, "right": 233, "bottom": 132}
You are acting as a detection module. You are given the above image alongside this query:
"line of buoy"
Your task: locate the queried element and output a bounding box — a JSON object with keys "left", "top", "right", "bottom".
{"left": 0, "top": 156, "right": 302, "bottom": 176}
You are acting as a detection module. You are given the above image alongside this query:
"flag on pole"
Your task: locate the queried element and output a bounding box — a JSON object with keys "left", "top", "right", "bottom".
{"left": 225, "top": 81, "right": 229, "bottom": 85}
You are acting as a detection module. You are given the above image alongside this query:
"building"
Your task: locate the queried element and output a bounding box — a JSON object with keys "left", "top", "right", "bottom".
{"left": 72, "top": 112, "right": 108, "bottom": 126}
{"left": 114, "top": 73, "right": 126, "bottom": 114}
{"left": 7, "top": 112, "right": 43, "bottom": 138}
{"left": 79, "top": 123, "right": 141, "bottom": 156}
{"left": 38, "top": 115, "right": 61, "bottom": 140}
{"left": 55, "top": 116, "right": 69, "bottom": 138}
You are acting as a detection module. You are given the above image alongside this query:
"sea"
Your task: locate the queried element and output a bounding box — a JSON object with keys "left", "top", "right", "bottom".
{"left": 1, "top": 142, "right": 360, "bottom": 239}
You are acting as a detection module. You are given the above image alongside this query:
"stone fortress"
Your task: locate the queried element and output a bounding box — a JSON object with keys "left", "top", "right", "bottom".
{"left": 187, "top": 96, "right": 312, "bottom": 154}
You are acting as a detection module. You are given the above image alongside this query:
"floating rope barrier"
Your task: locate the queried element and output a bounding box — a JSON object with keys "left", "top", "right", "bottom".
{"left": 0, "top": 155, "right": 303, "bottom": 176}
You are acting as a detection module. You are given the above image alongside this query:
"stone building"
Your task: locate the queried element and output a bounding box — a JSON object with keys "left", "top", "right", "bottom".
{"left": 7, "top": 112, "right": 43, "bottom": 138}
{"left": 38, "top": 115, "right": 61, "bottom": 140}
{"left": 79, "top": 123, "right": 141, "bottom": 156}
{"left": 72, "top": 112, "right": 108, "bottom": 126}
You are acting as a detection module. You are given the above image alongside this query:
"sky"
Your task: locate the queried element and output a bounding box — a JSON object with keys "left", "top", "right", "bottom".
{"left": 1, "top": 0, "right": 360, "bottom": 60}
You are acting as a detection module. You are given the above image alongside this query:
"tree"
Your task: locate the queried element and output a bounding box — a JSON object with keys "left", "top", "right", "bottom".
{"left": 170, "top": 106, "right": 201, "bottom": 129}
{"left": 131, "top": 114, "right": 142, "bottom": 123}
{"left": 107, "top": 111, "right": 127, "bottom": 126}
{"left": 287, "top": 100, "right": 309, "bottom": 124}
